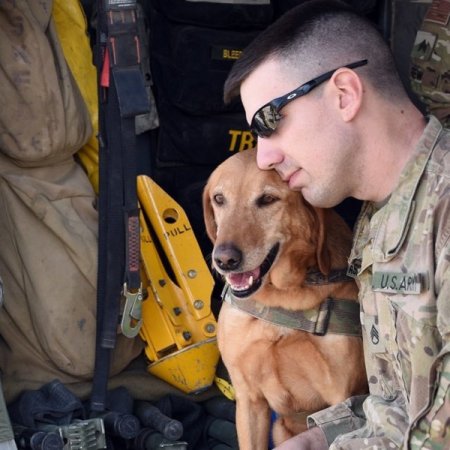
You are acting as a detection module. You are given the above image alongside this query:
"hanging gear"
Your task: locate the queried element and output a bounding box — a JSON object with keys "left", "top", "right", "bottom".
{"left": 91, "top": 0, "right": 150, "bottom": 413}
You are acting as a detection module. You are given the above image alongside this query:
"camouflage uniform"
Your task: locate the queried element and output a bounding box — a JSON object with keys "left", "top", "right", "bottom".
{"left": 410, "top": 0, "right": 450, "bottom": 126}
{"left": 308, "top": 115, "right": 450, "bottom": 449}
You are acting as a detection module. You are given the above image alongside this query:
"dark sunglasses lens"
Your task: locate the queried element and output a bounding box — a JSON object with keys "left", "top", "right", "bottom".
{"left": 251, "top": 105, "right": 279, "bottom": 138}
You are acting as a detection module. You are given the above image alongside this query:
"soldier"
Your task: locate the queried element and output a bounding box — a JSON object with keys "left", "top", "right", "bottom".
{"left": 410, "top": 0, "right": 450, "bottom": 126}
{"left": 224, "top": 1, "right": 450, "bottom": 449}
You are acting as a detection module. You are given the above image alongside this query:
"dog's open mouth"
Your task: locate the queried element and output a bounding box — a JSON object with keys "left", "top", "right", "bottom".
{"left": 225, "top": 243, "right": 280, "bottom": 298}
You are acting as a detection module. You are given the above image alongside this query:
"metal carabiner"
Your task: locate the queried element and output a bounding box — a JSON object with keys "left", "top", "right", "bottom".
{"left": 120, "top": 282, "right": 143, "bottom": 338}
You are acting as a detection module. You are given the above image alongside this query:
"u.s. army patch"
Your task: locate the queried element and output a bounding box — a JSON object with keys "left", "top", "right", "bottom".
{"left": 372, "top": 271, "right": 425, "bottom": 294}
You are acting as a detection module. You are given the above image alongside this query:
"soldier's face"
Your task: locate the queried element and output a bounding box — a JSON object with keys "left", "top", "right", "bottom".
{"left": 241, "top": 58, "right": 355, "bottom": 208}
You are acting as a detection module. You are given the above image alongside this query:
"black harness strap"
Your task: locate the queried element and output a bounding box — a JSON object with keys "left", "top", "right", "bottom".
{"left": 91, "top": 0, "right": 149, "bottom": 413}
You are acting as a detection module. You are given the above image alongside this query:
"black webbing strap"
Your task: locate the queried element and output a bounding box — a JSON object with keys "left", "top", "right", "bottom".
{"left": 91, "top": 0, "right": 150, "bottom": 413}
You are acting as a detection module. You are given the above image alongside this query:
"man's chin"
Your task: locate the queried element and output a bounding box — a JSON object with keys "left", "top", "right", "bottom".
{"left": 301, "top": 188, "right": 340, "bottom": 208}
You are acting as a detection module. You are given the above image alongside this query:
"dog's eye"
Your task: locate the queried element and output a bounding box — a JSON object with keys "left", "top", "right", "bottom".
{"left": 213, "top": 193, "right": 225, "bottom": 205}
{"left": 257, "top": 194, "right": 278, "bottom": 207}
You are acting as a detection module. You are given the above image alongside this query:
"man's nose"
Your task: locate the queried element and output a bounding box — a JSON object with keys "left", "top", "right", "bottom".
{"left": 256, "top": 138, "right": 284, "bottom": 170}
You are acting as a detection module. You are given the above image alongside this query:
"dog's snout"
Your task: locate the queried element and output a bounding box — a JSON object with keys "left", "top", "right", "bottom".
{"left": 214, "top": 243, "right": 242, "bottom": 271}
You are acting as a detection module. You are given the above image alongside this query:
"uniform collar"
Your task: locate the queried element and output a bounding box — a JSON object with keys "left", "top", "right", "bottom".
{"left": 351, "top": 116, "right": 442, "bottom": 265}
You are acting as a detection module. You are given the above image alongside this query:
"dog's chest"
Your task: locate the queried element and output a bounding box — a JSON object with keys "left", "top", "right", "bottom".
{"left": 218, "top": 303, "right": 295, "bottom": 346}
{"left": 218, "top": 304, "right": 301, "bottom": 372}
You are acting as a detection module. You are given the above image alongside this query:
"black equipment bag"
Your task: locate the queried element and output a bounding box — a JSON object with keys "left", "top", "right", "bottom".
{"left": 156, "top": 99, "right": 255, "bottom": 166}
{"left": 148, "top": 0, "right": 273, "bottom": 29}
{"left": 149, "top": 10, "right": 261, "bottom": 115}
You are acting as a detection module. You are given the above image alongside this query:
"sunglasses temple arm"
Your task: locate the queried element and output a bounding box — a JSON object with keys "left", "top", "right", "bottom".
{"left": 310, "top": 59, "right": 368, "bottom": 89}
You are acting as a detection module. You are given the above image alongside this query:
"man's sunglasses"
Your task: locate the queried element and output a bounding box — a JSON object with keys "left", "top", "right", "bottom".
{"left": 250, "top": 59, "right": 368, "bottom": 138}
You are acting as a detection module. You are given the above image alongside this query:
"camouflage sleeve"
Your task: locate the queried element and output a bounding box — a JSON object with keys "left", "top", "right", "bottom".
{"left": 306, "top": 395, "right": 367, "bottom": 446}
{"left": 407, "top": 250, "right": 450, "bottom": 450}
{"left": 408, "top": 351, "right": 450, "bottom": 449}
{"left": 308, "top": 394, "right": 412, "bottom": 449}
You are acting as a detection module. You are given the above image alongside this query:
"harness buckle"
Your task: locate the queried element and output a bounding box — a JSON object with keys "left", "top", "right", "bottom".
{"left": 106, "top": 6, "right": 140, "bottom": 68}
{"left": 121, "top": 282, "right": 143, "bottom": 338}
{"left": 313, "top": 298, "right": 333, "bottom": 336}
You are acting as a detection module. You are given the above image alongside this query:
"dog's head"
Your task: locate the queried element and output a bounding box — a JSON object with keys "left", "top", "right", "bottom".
{"left": 203, "top": 148, "right": 333, "bottom": 299}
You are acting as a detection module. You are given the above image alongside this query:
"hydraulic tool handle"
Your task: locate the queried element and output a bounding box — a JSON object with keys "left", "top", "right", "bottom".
{"left": 135, "top": 401, "right": 183, "bottom": 441}
{"left": 101, "top": 411, "right": 141, "bottom": 440}
{"left": 208, "top": 444, "right": 234, "bottom": 450}
{"left": 14, "top": 427, "right": 64, "bottom": 450}
{"left": 134, "top": 428, "right": 188, "bottom": 450}
{"left": 205, "top": 419, "right": 239, "bottom": 448}
{"left": 204, "top": 396, "right": 236, "bottom": 423}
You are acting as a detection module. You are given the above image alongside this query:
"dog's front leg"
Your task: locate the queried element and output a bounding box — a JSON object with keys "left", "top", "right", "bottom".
{"left": 236, "top": 395, "right": 271, "bottom": 450}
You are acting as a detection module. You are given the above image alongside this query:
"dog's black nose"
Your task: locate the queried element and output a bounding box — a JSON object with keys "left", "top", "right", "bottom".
{"left": 214, "top": 244, "right": 242, "bottom": 271}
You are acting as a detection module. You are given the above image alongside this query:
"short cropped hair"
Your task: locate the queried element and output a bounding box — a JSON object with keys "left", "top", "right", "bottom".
{"left": 224, "top": 0, "right": 406, "bottom": 103}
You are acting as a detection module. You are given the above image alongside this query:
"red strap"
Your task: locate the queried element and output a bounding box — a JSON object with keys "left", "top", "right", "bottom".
{"left": 101, "top": 48, "right": 110, "bottom": 88}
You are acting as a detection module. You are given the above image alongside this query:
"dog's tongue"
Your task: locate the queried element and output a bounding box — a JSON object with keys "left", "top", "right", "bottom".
{"left": 227, "top": 268, "right": 260, "bottom": 288}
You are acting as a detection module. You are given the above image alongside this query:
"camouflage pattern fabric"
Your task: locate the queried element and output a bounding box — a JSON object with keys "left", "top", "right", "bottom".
{"left": 410, "top": 0, "right": 450, "bottom": 126}
{"left": 308, "top": 116, "right": 450, "bottom": 449}
{"left": 223, "top": 285, "right": 362, "bottom": 337}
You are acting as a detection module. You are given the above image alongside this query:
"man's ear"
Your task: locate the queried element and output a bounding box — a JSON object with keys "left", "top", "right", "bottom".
{"left": 330, "top": 68, "right": 363, "bottom": 122}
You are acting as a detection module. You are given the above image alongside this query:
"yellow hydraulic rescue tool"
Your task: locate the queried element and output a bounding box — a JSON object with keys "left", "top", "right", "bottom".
{"left": 53, "top": 0, "right": 220, "bottom": 394}
{"left": 137, "top": 176, "right": 219, "bottom": 392}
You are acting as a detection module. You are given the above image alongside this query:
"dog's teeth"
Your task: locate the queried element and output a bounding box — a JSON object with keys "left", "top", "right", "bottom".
{"left": 231, "top": 284, "right": 249, "bottom": 292}
{"left": 249, "top": 276, "right": 254, "bottom": 286}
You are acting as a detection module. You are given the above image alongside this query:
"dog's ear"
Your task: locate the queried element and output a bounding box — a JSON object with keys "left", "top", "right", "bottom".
{"left": 314, "top": 208, "right": 331, "bottom": 275}
{"left": 202, "top": 182, "right": 217, "bottom": 243}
